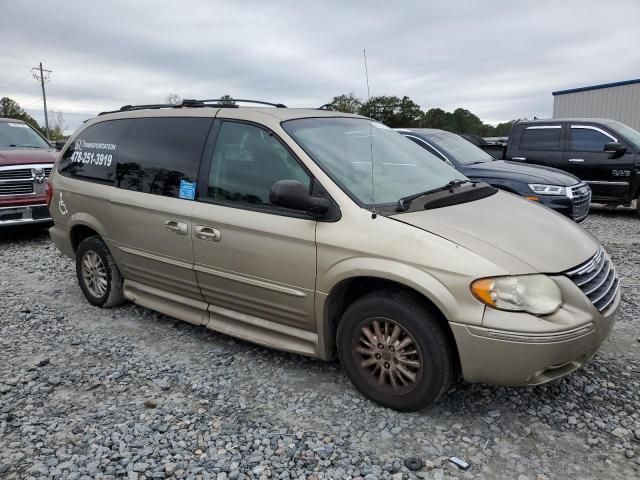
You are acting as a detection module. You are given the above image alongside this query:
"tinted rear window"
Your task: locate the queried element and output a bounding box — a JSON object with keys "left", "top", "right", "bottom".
{"left": 519, "top": 126, "right": 562, "bottom": 151}
{"left": 58, "top": 119, "right": 129, "bottom": 184}
{"left": 115, "top": 117, "right": 212, "bottom": 198}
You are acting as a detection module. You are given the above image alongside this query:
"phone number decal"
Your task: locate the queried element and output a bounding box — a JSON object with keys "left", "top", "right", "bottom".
{"left": 71, "top": 151, "right": 113, "bottom": 167}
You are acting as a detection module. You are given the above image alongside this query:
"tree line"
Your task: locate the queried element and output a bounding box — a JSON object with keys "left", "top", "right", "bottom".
{"left": 329, "top": 93, "right": 517, "bottom": 137}
{"left": 0, "top": 97, "right": 67, "bottom": 140}
{"left": 1, "top": 93, "right": 518, "bottom": 141}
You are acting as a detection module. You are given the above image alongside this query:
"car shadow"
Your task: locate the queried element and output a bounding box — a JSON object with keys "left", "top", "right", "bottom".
{"left": 0, "top": 225, "right": 51, "bottom": 244}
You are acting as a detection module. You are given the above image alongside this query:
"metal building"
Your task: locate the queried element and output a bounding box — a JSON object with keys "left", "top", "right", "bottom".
{"left": 552, "top": 79, "right": 640, "bottom": 131}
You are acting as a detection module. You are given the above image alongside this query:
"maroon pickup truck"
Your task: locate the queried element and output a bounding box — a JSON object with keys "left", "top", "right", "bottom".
{"left": 0, "top": 118, "right": 57, "bottom": 227}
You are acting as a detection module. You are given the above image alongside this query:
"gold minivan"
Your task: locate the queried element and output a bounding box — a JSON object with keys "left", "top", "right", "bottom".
{"left": 48, "top": 100, "right": 620, "bottom": 411}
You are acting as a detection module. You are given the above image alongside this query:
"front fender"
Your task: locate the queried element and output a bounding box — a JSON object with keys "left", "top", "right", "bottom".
{"left": 319, "top": 257, "right": 462, "bottom": 319}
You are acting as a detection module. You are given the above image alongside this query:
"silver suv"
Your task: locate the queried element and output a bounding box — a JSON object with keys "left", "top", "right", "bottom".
{"left": 48, "top": 100, "right": 620, "bottom": 411}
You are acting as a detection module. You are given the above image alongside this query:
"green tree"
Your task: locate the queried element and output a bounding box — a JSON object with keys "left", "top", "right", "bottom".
{"left": 329, "top": 93, "right": 362, "bottom": 114}
{"left": 47, "top": 110, "right": 67, "bottom": 140}
{"left": 421, "top": 108, "right": 454, "bottom": 130}
{"left": 165, "top": 93, "right": 181, "bottom": 105}
{"left": 492, "top": 120, "right": 517, "bottom": 137}
{"left": 0, "top": 97, "right": 44, "bottom": 134}
{"left": 358, "top": 95, "right": 422, "bottom": 127}
{"left": 219, "top": 94, "right": 237, "bottom": 106}
{"left": 449, "top": 108, "right": 486, "bottom": 135}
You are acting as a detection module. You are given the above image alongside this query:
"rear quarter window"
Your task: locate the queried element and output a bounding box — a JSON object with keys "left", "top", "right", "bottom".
{"left": 58, "top": 119, "right": 129, "bottom": 184}
{"left": 519, "top": 126, "right": 562, "bottom": 151}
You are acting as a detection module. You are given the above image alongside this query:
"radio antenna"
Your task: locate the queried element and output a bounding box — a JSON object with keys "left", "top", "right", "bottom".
{"left": 363, "top": 48, "right": 377, "bottom": 219}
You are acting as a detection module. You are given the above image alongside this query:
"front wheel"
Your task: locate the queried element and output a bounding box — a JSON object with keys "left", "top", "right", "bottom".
{"left": 337, "top": 291, "right": 454, "bottom": 411}
{"left": 76, "top": 236, "right": 124, "bottom": 308}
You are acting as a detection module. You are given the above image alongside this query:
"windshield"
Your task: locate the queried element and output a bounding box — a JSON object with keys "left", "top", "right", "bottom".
{"left": 283, "top": 117, "right": 467, "bottom": 205}
{"left": 427, "top": 132, "right": 494, "bottom": 165}
{"left": 0, "top": 121, "right": 50, "bottom": 149}
{"left": 607, "top": 120, "right": 640, "bottom": 148}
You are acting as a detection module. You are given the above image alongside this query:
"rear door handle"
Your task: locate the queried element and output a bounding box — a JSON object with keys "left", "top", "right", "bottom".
{"left": 195, "top": 225, "right": 221, "bottom": 242}
{"left": 165, "top": 220, "right": 188, "bottom": 235}
{"left": 568, "top": 158, "right": 584, "bottom": 163}
{"left": 512, "top": 156, "right": 526, "bottom": 161}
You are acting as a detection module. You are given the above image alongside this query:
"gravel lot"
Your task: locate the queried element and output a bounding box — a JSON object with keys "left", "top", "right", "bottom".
{"left": 1, "top": 209, "right": 639, "bottom": 480}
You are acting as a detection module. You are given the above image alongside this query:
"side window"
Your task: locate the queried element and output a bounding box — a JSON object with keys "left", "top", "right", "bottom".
{"left": 115, "top": 117, "right": 212, "bottom": 199}
{"left": 58, "top": 119, "right": 130, "bottom": 184}
{"left": 570, "top": 126, "right": 615, "bottom": 152}
{"left": 206, "top": 122, "right": 311, "bottom": 207}
{"left": 519, "top": 126, "right": 562, "bottom": 151}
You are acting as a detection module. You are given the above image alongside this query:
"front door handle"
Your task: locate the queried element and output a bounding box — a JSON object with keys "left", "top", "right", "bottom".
{"left": 568, "top": 158, "right": 584, "bottom": 163}
{"left": 195, "top": 225, "right": 221, "bottom": 242}
{"left": 165, "top": 220, "right": 188, "bottom": 235}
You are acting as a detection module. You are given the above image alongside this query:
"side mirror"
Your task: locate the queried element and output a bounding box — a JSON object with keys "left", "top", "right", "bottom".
{"left": 604, "top": 142, "right": 627, "bottom": 158}
{"left": 54, "top": 140, "right": 67, "bottom": 151}
{"left": 270, "top": 180, "right": 330, "bottom": 215}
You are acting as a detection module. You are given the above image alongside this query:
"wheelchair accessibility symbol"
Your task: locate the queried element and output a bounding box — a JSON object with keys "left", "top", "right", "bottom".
{"left": 59, "top": 192, "right": 68, "bottom": 216}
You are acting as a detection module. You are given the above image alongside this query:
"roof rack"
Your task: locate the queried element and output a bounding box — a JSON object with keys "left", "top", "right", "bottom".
{"left": 99, "top": 98, "right": 287, "bottom": 116}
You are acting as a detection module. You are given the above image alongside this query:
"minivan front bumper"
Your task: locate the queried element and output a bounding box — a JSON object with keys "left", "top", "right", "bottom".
{"left": 450, "top": 283, "right": 619, "bottom": 386}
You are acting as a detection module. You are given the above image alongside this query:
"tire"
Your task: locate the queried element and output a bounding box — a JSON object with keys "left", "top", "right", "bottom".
{"left": 337, "top": 290, "right": 454, "bottom": 411}
{"left": 76, "top": 236, "right": 124, "bottom": 308}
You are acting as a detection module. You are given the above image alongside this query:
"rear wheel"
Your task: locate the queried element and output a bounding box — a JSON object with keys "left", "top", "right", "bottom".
{"left": 337, "top": 291, "right": 454, "bottom": 411}
{"left": 76, "top": 236, "right": 124, "bottom": 308}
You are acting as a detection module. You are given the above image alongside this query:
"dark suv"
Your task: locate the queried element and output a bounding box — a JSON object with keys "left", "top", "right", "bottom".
{"left": 398, "top": 128, "right": 591, "bottom": 222}
{"left": 503, "top": 119, "right": 640, "bottom": 213}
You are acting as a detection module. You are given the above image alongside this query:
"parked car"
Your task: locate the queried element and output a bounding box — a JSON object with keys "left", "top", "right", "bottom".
{"left": 48, "top": 100, "right": 619, "bottom": 411}
{"left": 460, "top": 134, "right": 507, "bottom": 158}
{"left": 397, "top": 128, "right": 591, "bottom": 222}
{"left": 0, "top": 118, "right": 57, "bottom": 227}
{"left": 473, "top": 118, "right": 640, "bottom": 213}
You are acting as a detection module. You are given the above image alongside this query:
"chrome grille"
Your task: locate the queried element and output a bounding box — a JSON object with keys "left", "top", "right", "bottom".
{"left": 0, "top": 164, "right": 53, "bottom": 197}
{"left": 0, "top": 181, "right": 34, "bottom": 195}
{"left": 568, "top": 183, "right": 591, "bottom": 222}
{"left": 565, "top": 247, "right": 620, "bottom": 312}
{"left": 0, "top": 168, "right": 33, "bottom": 181}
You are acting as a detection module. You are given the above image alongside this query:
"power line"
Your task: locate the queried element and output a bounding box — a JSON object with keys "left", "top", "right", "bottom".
{"left": 31, "top": 63, "right": 52, "bottom": 140}
{"left": 21, "top": 97, "right": 43, "bottom": 108}
{"left": 0, "top": 73, "right": 31, "bottom": 90}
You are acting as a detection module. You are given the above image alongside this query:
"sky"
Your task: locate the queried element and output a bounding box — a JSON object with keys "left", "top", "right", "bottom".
{"left": 1, "top": 0, "right": 639, "bottom": 133}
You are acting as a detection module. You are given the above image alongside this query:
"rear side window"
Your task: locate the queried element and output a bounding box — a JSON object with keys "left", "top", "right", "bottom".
{"left": 519, "top": 126, "right": 562, "bottom": 151}
{"left": 570, "top": 126, "right": 615, "bottom": 152}
{"left": 58, "top": 119, "right": 129, "bottom": 184}
{"left": 115, "top": 117, "right": 212, "bottom": 199}
{"left": 204, "top": 121, "right": 311, "bottom": 207}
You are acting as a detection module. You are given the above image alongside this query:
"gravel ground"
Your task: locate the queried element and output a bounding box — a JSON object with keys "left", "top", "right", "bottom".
{"left": 1, "top": 209, "right": 639, "bottom": 480}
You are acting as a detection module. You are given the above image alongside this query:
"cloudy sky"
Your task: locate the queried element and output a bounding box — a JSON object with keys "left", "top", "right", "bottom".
{"left": 2, "top": 0, "right": 639, "bottom": 132}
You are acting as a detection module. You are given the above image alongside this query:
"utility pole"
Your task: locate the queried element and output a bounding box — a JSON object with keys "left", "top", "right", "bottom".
{"left": 32, "top": 62, "right": 52, "bottom": 139}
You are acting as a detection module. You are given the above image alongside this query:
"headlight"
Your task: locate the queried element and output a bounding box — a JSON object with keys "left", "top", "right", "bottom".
{"left": 470, "top": 274, "right": 563, "bottom": 315}
{"left": 528, "top": 184, "right": 566, "bottom": 196}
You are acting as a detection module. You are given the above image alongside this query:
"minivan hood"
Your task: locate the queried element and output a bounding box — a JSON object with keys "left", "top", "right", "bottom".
{"left": 392, "top": 190, "right": 599, "bottom": 274}
{"left": 0, "top": 148, "right": 57, "bottom": 166}
{"left": 460, "top": 160, "right": 580, "bottom": 186}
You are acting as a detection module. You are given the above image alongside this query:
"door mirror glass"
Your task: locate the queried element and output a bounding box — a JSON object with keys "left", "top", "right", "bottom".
{"left": 604, "top": 142, "right": 627, "bottom": 158}
{"left": 54, "top": 140, "right": 67, "bottom": 151}
{"left": 270, "top": 180, "right": 330, "bottom": 214}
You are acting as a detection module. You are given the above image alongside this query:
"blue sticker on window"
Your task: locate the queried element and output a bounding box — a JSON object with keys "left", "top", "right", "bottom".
{"left": 179, "top": 179, "right": 196, "bottom": 200}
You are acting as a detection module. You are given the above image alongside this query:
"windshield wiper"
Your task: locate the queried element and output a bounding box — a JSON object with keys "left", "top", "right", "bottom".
{"left": 396, "top": 179, "right": 470, "bottom": 212}
{"left": 9, "top": 144, "right": 43, "bottom": 149}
